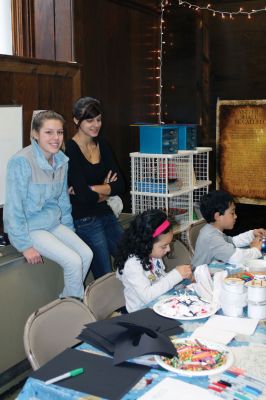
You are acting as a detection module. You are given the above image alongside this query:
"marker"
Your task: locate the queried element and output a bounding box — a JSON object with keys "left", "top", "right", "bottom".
{"left": 45, "top": 368, "right": 84, "bottom": 385}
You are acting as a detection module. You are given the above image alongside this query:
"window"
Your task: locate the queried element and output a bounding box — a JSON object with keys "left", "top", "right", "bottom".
{"left": 0, "top": 0, "right": 13, "bottom": 55}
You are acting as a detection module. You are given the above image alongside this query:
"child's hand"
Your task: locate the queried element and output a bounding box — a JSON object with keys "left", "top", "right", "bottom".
{"left": 250, "top": 237, "right": 262, "bottom": 250}
{"left": 176, "top": 264, "right": 192, "bottom": 279}
{"left": 253, "top": 228, "right": 266, "bottom": 238}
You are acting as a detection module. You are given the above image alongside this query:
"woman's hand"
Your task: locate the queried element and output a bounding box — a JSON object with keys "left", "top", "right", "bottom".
{"left": 68, "top": 186, "right": 75, "bottom": 195}
{"left": 23, "top": 247, "right": 43, "bottom": 264}
{"left": 104, "top": 170, "right": 117, "bottom": 184}
{"left": 176, "top": 264, "right": 192, "bottom": 280}
{"left": 98, "top": 194, "right": 108, "bottom": 203}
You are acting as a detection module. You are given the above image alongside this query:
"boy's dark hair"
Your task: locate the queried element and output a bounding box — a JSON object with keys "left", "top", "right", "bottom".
{"left": 73, "top": 96, "right": 102, "bottom": 127}
{"left": 114, "top": 209, "right": 172, "bottom": 273}
{"left": 200, "top": 190, "right": 234, "bottom": 223}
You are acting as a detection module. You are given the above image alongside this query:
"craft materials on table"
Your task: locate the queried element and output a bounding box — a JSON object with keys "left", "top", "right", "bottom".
{"left": 45, "top": 368, "right": 84, "bottom": 385}
{"left": 245, "top": 280, "right": 266, "bottom": 319}
{"left": 155, "top": 338, "right": 233, "bottom": 376}
{"left": 153, "top": 291, "right": 214, "bottom": 320}
{"left": 220, "top": 277, "right": 247, "bottom": 317}
{"left": 208, "top": 367, "right": 266, "bottom": 399}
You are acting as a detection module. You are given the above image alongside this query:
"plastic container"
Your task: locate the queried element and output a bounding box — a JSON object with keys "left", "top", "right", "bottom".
{"left": 220, "top": 289, "right": 247, "bottom": 305}
{"left": 220, "top": 285, "right": 247, "bottom": 317}
{"left": 245, "top": 280, "right": 266, "bottom": 303}
{"left": 248, "top": 301, "right": 266, "bottom": 319}
{"left": 222, "top": 303, "right": 244, "bottom": 317}
{"left": 223, "top": 277, "right": 245, "bottom": 294}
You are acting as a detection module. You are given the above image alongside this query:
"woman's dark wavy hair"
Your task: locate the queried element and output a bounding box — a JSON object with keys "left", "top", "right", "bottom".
{"left": 73, "top": 96, "right": 102, "bottom": 128}
{"left": 200, "top": 189, "right": 234, "bottom": 223}
{"left": 114, "top": 209, "right": 172, "bottom": 274}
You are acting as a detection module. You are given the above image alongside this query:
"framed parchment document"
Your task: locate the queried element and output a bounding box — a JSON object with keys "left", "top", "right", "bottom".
{"left": 217, "top": 100, "right": 266, "bottom": 205}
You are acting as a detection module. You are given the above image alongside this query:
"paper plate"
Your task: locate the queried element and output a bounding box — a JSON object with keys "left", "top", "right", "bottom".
{"left": 155, "top": 338, "right": 234, "bottom": 377}
{"left": 153, "top": 294, "right": 216, "bottom": 320}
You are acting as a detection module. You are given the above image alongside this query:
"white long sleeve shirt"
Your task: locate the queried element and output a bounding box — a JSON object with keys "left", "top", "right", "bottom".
{"left": 116, "top": 256, "right": 183, "bottom": 313}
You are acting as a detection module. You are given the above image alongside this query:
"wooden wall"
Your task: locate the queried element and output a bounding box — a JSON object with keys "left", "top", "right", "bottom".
{"left": 73, "top": 0, "right": 161, "bottom": 210}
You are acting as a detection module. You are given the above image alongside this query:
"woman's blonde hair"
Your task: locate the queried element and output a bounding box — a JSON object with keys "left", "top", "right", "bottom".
{"left": 30, "top": 110, "right": 65, "bottom": 139}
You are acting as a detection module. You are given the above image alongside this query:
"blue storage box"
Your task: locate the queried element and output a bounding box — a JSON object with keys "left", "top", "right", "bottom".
{"left": 138, "top": 124, "right": 197, "bottom": 154}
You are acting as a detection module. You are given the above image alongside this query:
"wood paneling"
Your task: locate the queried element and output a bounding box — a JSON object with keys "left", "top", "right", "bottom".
{"left": 54, "top": 0, "right": 74, "bottom": 61}
{"left": 73, "top": 0, "right": 161, "bottom": 210}
{"left": 161, "top": 5, "right": 198, "bottom": 124}
{"left": 0, "top": 55, "right": 81, "bottom": 145}
{"left": 12, "top": 0, "right": 74, "bottom": 61}
{"left": 33, "top": 0, "right": 56, "bottom": 60}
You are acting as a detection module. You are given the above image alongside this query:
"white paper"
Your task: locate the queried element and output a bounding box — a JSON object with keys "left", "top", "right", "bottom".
{"left": 205, "top": 315, "right": 258, "bottom": 335}
{"left": 139, "top": 377, "right": 218, "bottom": 400}
{"left": 190, "top": 325, "right": 236, "bottom": 344}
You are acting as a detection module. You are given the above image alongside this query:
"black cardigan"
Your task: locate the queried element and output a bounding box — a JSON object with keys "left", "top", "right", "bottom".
{"left": 65, "top": 138, "right": 125, "bottom": 220}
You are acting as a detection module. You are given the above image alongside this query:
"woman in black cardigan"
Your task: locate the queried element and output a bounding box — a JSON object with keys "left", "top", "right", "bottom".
{"left": 65, "top": 97, "right": 125, "bottom": 279}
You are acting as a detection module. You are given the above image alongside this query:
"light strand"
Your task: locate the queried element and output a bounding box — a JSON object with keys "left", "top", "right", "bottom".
{"left": 178, "top": 1, "right": 266, "bottom": 19}
{"left": 157, "top": 0, "right": 165, "bottom": 123}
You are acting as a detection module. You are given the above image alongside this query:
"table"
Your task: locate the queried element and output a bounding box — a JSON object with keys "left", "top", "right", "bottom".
{"left": 17, "top": 289, "right": 266, "bottom": 400}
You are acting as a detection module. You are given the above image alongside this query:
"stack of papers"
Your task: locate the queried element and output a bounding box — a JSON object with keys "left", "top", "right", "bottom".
{"left": 78, "top": 308, "right": 183, "bottom": 364}
{"left": 191, "top": 315, "right": 259, "bottom": 344}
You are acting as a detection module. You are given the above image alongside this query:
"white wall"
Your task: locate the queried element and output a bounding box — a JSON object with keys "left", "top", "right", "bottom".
{"left": 0, "top": 0, "right": 12, "bottom": 55}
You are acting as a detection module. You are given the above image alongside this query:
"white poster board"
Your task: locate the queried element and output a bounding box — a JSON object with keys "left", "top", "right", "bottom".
{"left": 0, "top": 106, "right": 23, "bottom": 206}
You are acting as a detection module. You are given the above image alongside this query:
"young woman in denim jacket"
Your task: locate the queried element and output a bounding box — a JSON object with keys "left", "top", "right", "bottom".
{"left": 4, "top": 110, "right": 93, "bottom": 300}
{"left": 65, "top": 97, "right": 125, "bottom": 279}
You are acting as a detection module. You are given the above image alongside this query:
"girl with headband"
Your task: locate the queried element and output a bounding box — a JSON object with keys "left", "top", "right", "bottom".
{"left": 115, "top": 209, "right": 192, "bottom": 312}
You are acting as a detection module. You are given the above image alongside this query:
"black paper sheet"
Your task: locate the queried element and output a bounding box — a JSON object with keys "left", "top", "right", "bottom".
{"left": 32, "top": 348, "right": 150, "bottom": 400}
{"left": 78, "top": 307, "right": 183, "bottom": 356}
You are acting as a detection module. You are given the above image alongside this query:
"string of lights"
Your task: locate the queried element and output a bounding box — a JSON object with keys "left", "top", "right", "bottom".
{"left": 157, "top": 0, "right": 165, "bottom": 123}
{"left": 178, "top": 1, "right": 266, "bottom": 19}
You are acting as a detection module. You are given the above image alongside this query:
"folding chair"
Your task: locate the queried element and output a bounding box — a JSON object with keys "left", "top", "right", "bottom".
{"left": 186, "top": 219, "right": 207, "bottom": 255}
{"left": 164, "top": 239, "right": 192, "bottom": 272}
{"left": 83, "top": 272, "right": 125, "bottom": 320}
{"left": 23, "top": 298, "right": 96, "bottom": 370}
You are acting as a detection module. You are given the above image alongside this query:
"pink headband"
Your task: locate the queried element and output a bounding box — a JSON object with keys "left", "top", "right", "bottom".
{"left": 152, "top": 220, "right": 170, "bottom": 238}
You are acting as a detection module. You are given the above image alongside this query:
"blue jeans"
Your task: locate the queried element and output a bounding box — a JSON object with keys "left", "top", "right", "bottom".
{"left": 30, "top": 224, "right": 93, "bottom": 299}
{"left": 74, "top": 213, "right": 124, "bottom": 279}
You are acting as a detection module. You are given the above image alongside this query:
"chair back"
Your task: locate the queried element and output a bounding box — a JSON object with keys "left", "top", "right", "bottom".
{"left": 23, "top": 298, "right": 96, "bottom": 370}
{"left": 186, "top": 219, "right": 207, "bottom": 255}
{"left": 164, "top": 239, "right": 192, "bottom": 271}
{"left": 83, "top": 272, "right": 125, "bottom": 320}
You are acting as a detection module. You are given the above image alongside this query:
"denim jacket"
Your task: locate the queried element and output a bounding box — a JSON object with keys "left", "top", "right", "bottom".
{"left": 3, "top": 140, "right": 74, "bottom": 252}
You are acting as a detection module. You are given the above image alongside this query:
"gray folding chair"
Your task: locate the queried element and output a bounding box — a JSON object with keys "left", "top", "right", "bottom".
{"left": 186, "top": 219, "right": 207, "bottom": 255}
{"left": 83, "top": 272, "right": 125, "bottom": 320}
{"left": 23, "top": 298, "right": 96, "bottom": 370}
{"left": 164, "top": 239, "right": 192, "bottom": 272}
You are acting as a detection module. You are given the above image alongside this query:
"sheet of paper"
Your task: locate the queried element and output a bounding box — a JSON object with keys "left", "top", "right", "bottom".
{"left": 190, "top": 326, "right": 236, "bottom": 344}
{"left": 205, "top": 315, "right": 258, "bottom": 335}
{"left": 139, "top": 377, "right": 218, "bottom": 400}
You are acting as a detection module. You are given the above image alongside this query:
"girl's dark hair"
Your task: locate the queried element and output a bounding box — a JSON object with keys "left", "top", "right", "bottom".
{"left": 73, "top": 96, "right": 103, "bottom": 127}
{"left": 114, "top": 209, "right": 172, "bottom": 273}
{"left": 200, "top": 190, "right": 234, "bottom": 223}
{"left": 31, "top": 110, "right": 65, "bottom": 134}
